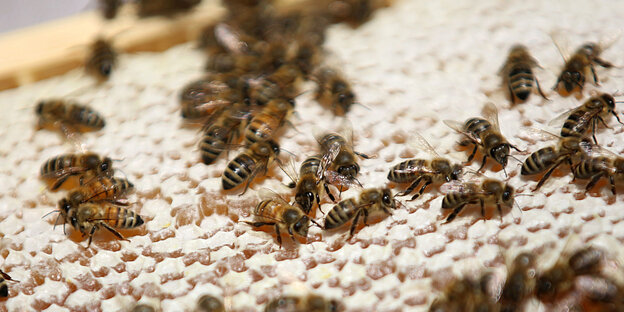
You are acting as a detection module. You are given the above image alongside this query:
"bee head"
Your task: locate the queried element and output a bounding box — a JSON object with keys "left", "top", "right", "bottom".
{"left": 381, "top": 188, "right": 396, "bottom": 209}
{"left": 100, "top": 157, "right": 113, "bottom": 174}
{"left": 560, "top": 71, "right": 584, "bottom": 93}
{"left": 536, "top": 273, "right": 557, "bottom": 300}
{"left": 450, "top": 164, "right": 463, "bottom": 181}
{"left": 502, "top": 184, "right": 515, "bottom": 206}
{"left": 490, "top": 144, "right": 511, "bottom": 167}
{"left": 292, "top": 215, "right": 310, "bottom": 238}
{"left": 58, "top": 198, "right": 72, "bottom": 214}
{"left": 267, "top": 140, "right": 280, "bottom": 156}
{"left": 600, "top": 93, "right": 616, "bottom": 112}
{"left": 35, "top": 101, "right": 45, "bottom": 115}
{"left": 295, "top": 188, "right": 316, "bottom": 214}
{"left": 337, "top": 163, "right": 359, "bottom": 179}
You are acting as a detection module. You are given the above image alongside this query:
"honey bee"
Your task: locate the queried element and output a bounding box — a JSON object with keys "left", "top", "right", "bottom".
{"left": 387, "top": 132, "right": 462, "bottom": 200}
{"left": 440, "top": 179, "right": 515, "bottom": 223}
{"left": 179, "top": 78, "right": 231, "bottom": 119}
{"left": 500, "top": 253, "right": 536, "bottom": 311}
{"left": 57, "top": 201, "right": 144, "bottom": 247}
{"left": 521, "top": 136, "right": 592, "bottom": 190}
{"left": 444, "top": 102, "right": 520, "bottom": 172}
{"left": 245, "top": 64, "right": 301, "bottom": 106}
{"left": 40, "top": 153, "right": 113, "bottom": 190}
{"left": 244, "top": 98, "right": 295, "bottom": 145}
{"left": 60, "top": 176, "right": 134, "bottom": 211}
{"left": 324, "top": 188, "right": 396, "bottom": 238}
{"left": 554, "top": 93, "right": 623, "bottom": 144}
{"left": 317, "top": 130, "right": 369, "bottom": 188}
{"left": 197, "top": 294, "right": 225, "bottom": 312}
{"left": 575, "top": 275, "right": 622, "bottom": 309}
{"left": 86, "top": 38, "right": 117, "bottom": 82}
{"left": 264, "top": 294, "right": 342, "bottom": 312}
{"left": 314, "top": 67, "right": 355, "bottom": 116}
{"left": 245, "top": 189, "right": 312, "bottom": 246}
{"left": 554, "top": 42, "right": 614, "bottom": 97}
{"left": 222, "top": 139, "right": 281, "bottom": 193}
{"left": 429, "top": 275, "right": 500, "bottom": 312}
{"left": 573, "top": 150, "right": 624, "bottom": 195}
{"left": 36, "top": 99, "right": 106, "bottom": 133}
{"left": 499, "top": 44, "right": 548, "bottom": 104}
{"left": 536, "top": 247, "right": 604, "bottom": 303}
{"left": 199, "top": 103, "right": 249, "bottom": 165}
{"left": 292, "top": 155, "right": 335, "bottom": 215}
{"left": 99, "top": 0, "right": 121, "bottom": 19}
{"left": 0, "top": 269, "right": 18, "bottom": 298}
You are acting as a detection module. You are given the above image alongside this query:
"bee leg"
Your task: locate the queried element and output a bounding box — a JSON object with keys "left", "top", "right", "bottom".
{"left": 611, "top": 111, "right": 624, "bottom": 125}
{"left": 50, "top": 175, "right": 72, "bottom": 190}
{"left": 585, "top": 173, "right": 605, "bottom": 193}
{"left": 609, "top": 174, "right": 617, "bottom": 196}
{"left": 410, "top": 177, "right": 433, "bottom": 201}
{"left": 591, "top": 119, "right": 599, "bottom": 144}
{"left": 477, "top": 155, "right": 488, "bottom": 172}
{"left": 397, "top": 177, "right": 423, "bottom": 198}
{"left": 354, "top": 151, "right": 370, "bottom": 159}
{"left": 465, "top": 144, "right": 478, "bottom": 164}
{"left": 590, "top": 64, "right": 599, "bottom": 85}
{"left": 443, "top": 204, "right": 466, "bottom": 224}
{"left": 315, "top": 192, "right": 322, "bottom": 214}
{"left": 324, "top": 182, "right": 336, "bottom": 203}
{"left": 274, "top": 224, "right": 283, "bottom": 247}
{"left": 597, "top": 116, "right": 612, "bottom": 129}
{"left": 100, "top": 222, "right": 129, "bottom": 242}
{"left": 479, "top": 198, "right": 485, "bottom": 218}
{"left": 534, "top": 160, "right": 565, "bottom": 191}
{"left": 535, "top": 77, "right": 549, "bottom": 100}
{"left": 362, "top": 208, "right": 370, "bottom": 226}
{"left": 497, "top": 203, "right": 503, "bottom": 222}
{"left": 86, "top": 225, "right": 98, "bottom": 248}
{"left": 594, "top": 57, "right": 614, "bottom": 69}
{"left": 348, "top": 209, "right": 364, "bottom": 239}
{"left": 508, "top": 84, "right": 516, "bottom": 105}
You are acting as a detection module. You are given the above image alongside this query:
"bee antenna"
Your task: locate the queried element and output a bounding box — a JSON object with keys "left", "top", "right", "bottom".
{"left": 353, "top": 101, "right": 372, "bottom": 111}
{"left": 310, "top": 219, "right": 322, "bottom": 228}
{"left": 280, "top": 148, "right": 296, "bottom": 157}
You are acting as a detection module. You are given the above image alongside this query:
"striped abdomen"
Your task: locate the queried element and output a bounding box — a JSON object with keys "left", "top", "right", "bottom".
{"left": 387, "top": 159, "right": 427, "bottom": 183}
{"left": 244, "top": 112, "right": 282, "bottom": 145}
{"left": 508, "top": 65, "right": 534, "bottom": 101}
{"left": 0, "top": 276, "right": 7, "bottom": 297}
{"left": 222, "top": 153, "right": 256, "bottom": 190}
{"left": 254, "top": 199, "right": 280, "bottom": 221}
{"left": 67, "top": 104, "right": 106, "bottom": 129}
{"left": 295, "top": 155, "right": 322, "bottom": 214}
{"left": 324, "top": 198, "right": 358, "bottom": 230}
{"left": 101, "top": 205, "right": 144, "bottom": 229}
{"left": 561, "top": 109, "right": 595, "bottom": 138}
{"left": 441, "top": 191, "right": 474, "bottom": 209}
{"left": 521, "top": 147, "right": 558, "bottom": 175}
{"left": 87, "top": 39, "right": 116, "bottom": 80}
{"left": 40, "top": 154, "right": 80, "bottom": 176}
{"left": 573, "top": 156, "right": 608, "bottom": 179}
{"left": 200, "top": 114, "right": 242, "bottom": 165}
{"left": 319, "top": 133, "right": 347, "bottom": 153}
{"left": 300, "top": 155, "right": 321, "bottom": 177}
{"left": 70, "top": 176, "right": 134, "bottom": 203}
{"left": 464, "top": 118, "right": 491, "bottom": 139}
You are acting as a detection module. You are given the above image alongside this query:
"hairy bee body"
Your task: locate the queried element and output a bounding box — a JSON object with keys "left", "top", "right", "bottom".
{"left": 573, "top": 155, "right": 624, "bottom": 195}
{"left": 319, "top": 133, "right": 362, "bottom": 182}
{"left": 441, "top": 179, "right": 515, "bottom": 223}
{"left": 264, "top": 294, "right": 342, "bottom": 312}
{"left": 315, "top": 67, "right": 355, "bottom": 116}
{"left": 222, "top": 140, "right": 280, "bottom": 192}
{"left": 65, "top": 176, "right": 134, "bottom": 208}
{"left": 86, "top": 38, "right": 117, "bottom": 81}
{"left": 249, "top": 196, "right": 310, "bottom": 245}
{"left": 295, "top": 155, "right": 324, "bottom": 214}
{"left": 40, "top": 153, "right": 113, "bottom": 190}
{"left": 324, "top": 188, "right": 396, "bottom": 237}
{"left": 388, "top": 158, "right": 462, "bottom": 200}
{"left": 60, "top": 202, "right": 144, "bottom": 247}
{"left": 429, "top": 275, "right": 500, "bottom": 312}
{"left": 199, "top": 105, "right": 247, "bottom": 165}
{"left": 500, "top": 44, "right": 546, "bottom": 104}
{"left": 244, "top": 98, "right": 294, "bottom": 145}
{"left": 521, "top": 137, "right": 587, "bottom": 190}
{"left": 555, "top": 43, "right": 613, "bottom": 96}
{"left": 560, "top": 93, "right": 622, "bottom": 143}
{"left": 36, "top": 100, "right": 106, "bottom": 131}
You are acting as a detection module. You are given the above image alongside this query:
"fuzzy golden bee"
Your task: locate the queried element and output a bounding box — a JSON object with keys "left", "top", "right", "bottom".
{"left": 0, "top": 270, "right": 18, "bottom": 298}
{"left": 292, "top": 155, "right": 335, "bottom": 215}
{"left": 222, "top": 139, "right": 281, "bottom": 193}
{"left": 56, "top": 201, "right": 144, "bottom": 247}
{"left": 62, "top": 176, "right": 134, "bottom": 210}
{"left": 36, "top": 99, "right": 106, "bottom": 132}
{"left": 40, "top": 153, "right": 113, "bottom": 190}
{"left": 86, "top": 38, "right": 117, "bottom": 82}
{"left": 197, "top": 295, "right": 225, "bottom": 312}
{"left": 521, "top": 136, "right": 591, "bottom": 190}
{"left": 440, "top": 179, "right": 515, "bottom": 223}
{"left": 314, "top": 67, "right": 356, "bottom": 116}
{"left": 555, "top": 92, "right": 623, "bottom": 144}
{"left": 388, "top": 132, "right": 462, "bottom": 200}
{"left": 324, "top": 188, "right": 396, "bottom": 238}
{"left": 199, "top": 103, "right": 249, "bottom": 165}
{"left": 245, "top": 190, "right": 312, "bottom": 246}
{"left": 264, "top": 294, "right": 342, "bottom": 312}
{"left": 554, "top": 42, "right": 614, "bottom": 97}
{"left": 499, "top": 44, "right": 548, "bottom": 104}
{"left": 244, "top": 98, "right": 295, "bottom": 145}
{"left": 444, "top": 102, "right": 520, "bottom": 172}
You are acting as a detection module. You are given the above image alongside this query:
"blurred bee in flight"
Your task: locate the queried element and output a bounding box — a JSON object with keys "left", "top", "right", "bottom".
{"left": 499, "top": 44, "right": 548, "bottom": 104}
{"left": 36, "top": 99, "right": 106, "bottom": 136}
{"left": 314, "top": 67, "right": 356, "bottom": 116}
{"left": 86, "top": 38, "right": 117, "bottom": 82}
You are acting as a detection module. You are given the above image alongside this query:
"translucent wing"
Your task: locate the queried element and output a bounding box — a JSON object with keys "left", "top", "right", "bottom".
{"left": 547, "top": 106, "right": 581, "bottom": 128}
{"left": 482, "top": 102, "right": 501, "bottom": 132}
{"left": 408, "top": 132, "right": 441, "bottom": 158}
{"left": 214, "top": 23, "right": 248, "bottom": 54}
{"left": 549, "top": 30, "right": 572, "bottom": 63}
{"left": 440, "top": 180, "right": 476, "bottom": 194}
{"left": 282, "top": 158, "right": 300, "bottom": 186}
{"left": 443, "top": 119, "right": 482, "bottom": 145}
{"left": 597, "top": 29, "right": 621, "bottom": 52}
{"left": 257, "top": 188, "right": 289, "bottom": 205}
{"left": 317, "top": 140, "right": 341, "bottom": 179}
{"left": 524, "top": 127, "right": 562, "bottom": 141}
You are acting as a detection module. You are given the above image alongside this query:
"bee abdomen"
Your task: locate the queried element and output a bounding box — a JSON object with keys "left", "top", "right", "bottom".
{"left": 464, "top": 118, "right": 491, "bottom": 137}
{"left": 573, "top": 158, "right": 598, "bottom": 179}
{"left": 41, "top": 154, "right": 75, "bottom": 175}
{"left": 324, "top": 199, "right": 357, "bottom": 229}
{"left": 388, "top": 159, "right": 425, "bottom": 182}
{"left": 222, "top": 154, "right": 256, "bottom": 190}
{"left": 509, "top": 66, "right": 534, "bottom": 101}
{"left": 521, "top": 147, "right": 557, "bottom": 175}
{"left": 106, "top": 206, "right": 143, "bottom": 229}
{"left": 319, "top": 134, "right": 346, "bottom": 151}
{"left": 244, "top": 113, "right": 280, "bottom": 145}
{"left": 300, "top": 156, "right": 321, "bottom": 176}
{"left": 561, "top": 112, "right": 585, "bottom": 137}
{"left": 199, "top": 126, "right": 229, "bottom": 165}
{"left": 442, "top": 192, "right": 466, "bottom": 209}
{"left": 70, "top": 105, "right": 106, "bottom": 129}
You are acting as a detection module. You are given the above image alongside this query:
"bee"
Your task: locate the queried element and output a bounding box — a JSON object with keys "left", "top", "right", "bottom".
{"left": 264, "top": 294, "right": 342, "bottom": 312}
{"left": 243, "top": 98, "right": 295, "bottom": 145}
{"left": 554, "top": 42, "right": 614, "bottom": 97}
{"left": 521, "top": 136, "right": 591, "bottom": 190}
{"left": 573, "top": 150, "right": 624, "bottom": 195}
{"left": 314, "top": 67, "right": 355, "bottom": 116}
{"left": 61, "top": 176, "right": 134, "bottom": 211}
{"left": 317, "top": 130, "right": 369, "bottom": 188}
{"left": 324, "top": 188, "right": 396, "bottom": 238}
{"left": 245, "top": 64, "right": 301, "bottom": 106}
{"left": 440, "top": 179, "right": 515, "bottom": 223}
{"left": 245, "top": 190, "right": 312, "bottom": 246}
{"left": 86, "top": 38, "right": 117, "bottom": 82}
{"left": 292, "top": 155, "right": 335, "bottom": 215}
{"left": 555, "top": 93, "right": 623, "bottom": 144}
{"left": 500, "top": 253, "right": 536, "bottom": 311}
{"left": 499, "top": 44, "right": 548, "bottom": 104}
{"left": 0, "top": 269, "right": 18, "bottom": 298}
{"left": 536, "top": 247, "right": 604, "bottom": 303}
{"left": 444, "top": 102, "right": 520, "bottom": 172}
{"left": 197, "top": 294, "right": 225, "bottom": 312}
{"left": 222, "top": 139, "right": 281, "bottom": 193}
{"left": 40, "top": 153, "right": 113, "bottom": 190}
{"left": 199, "top": 103, "right": 249, "bottom": 165}
{"left": 429, "top": 275, "right": 500, "bottom": 312}
{"left": 57, "top": 201, "right": 144, "bottom": 247}
{"left": 36, "top": 99, "right": 106, "bottom": 132}
{"left": 575, "top": 275, "right": 622, "bottom": 308}
{"left": 179, "top": 78, "right": 231, "bottom": 119}
{"left": 99, "top": 0, "right": 121, "bottom": 19}
{"left": 387, "top": 132, "right": 462, "bottom": 200}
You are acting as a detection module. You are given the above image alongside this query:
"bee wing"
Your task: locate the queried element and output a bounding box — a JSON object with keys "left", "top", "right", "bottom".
{"left": 41, "top": 166, "right": 86, "bottom": 179}
{"left": 482, "top": 102, "right": 501, "bottom": 132}
{"left": 524, "top": 127, "right": 562, "bottom": 141}
{"left": 547, "top": 106, "right": 580, "bottom": 128}
{"left": 597, "top": 29, "right": 621, "bottom": 52}
{"left": 283, "top": 158, "right": 300, "bottom": 186}
{"left": 317, "top": 141, "right": 341, "bottom": 179}
{"left": 408, "top": 132, "right": 441, "bottom": 158}
{"left": 443, "top": 119, "right": 482, "bottom": 145}
{"left": 214, "top": 23, "right": 248, "bottom": 54}
{"left": 549, "top": 30, "right": 572, "bottom": 62}
{"left": 257, "top": 188, "right": 289, "bottom": 205}
{"left": 440, "top": 180, "right": 472, "bottom": 194}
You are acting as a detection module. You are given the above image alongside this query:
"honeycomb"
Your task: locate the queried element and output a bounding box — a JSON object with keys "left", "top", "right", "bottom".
{"left": 1, "top": 0, "right": 624, "bottom": 311}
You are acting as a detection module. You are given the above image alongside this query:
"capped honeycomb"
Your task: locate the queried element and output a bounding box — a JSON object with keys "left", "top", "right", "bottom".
{"left": 1, "top": 0, "right": 624, "bottom": 311}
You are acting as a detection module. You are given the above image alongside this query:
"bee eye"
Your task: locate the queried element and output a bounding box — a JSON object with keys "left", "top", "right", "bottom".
{"left": 382, "top": 194, "right": 392, "bottom": 205}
